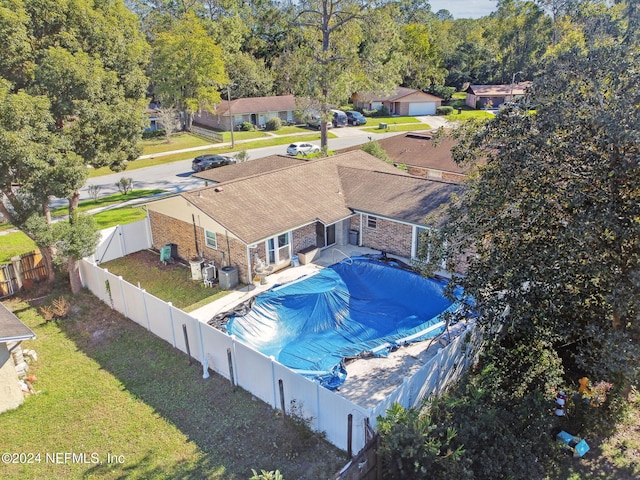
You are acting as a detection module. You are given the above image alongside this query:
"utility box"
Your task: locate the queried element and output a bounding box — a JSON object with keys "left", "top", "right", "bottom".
{"left": 219, "top": 266, "right": 238, "bottom": 290}
{"left": 190, "top": 258, "right": 204, "bottom": 281}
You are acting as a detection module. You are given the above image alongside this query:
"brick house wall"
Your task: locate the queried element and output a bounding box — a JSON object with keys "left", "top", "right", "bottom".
{"left": 149, "top": 210, "right": 253, "bottom": 283}
{"left": 405, "top": 166, "right": 465, "bottom": 183}
{"left": 351, "top": 215, "right": 413, "bottom": 258}
{"left": 292, "top": 223, "right": 317, "bottom": 253}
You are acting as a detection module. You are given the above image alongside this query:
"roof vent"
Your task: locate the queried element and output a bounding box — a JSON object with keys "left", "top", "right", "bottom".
{"left": 214, "top": 186, "right": 224, "bottom": 192}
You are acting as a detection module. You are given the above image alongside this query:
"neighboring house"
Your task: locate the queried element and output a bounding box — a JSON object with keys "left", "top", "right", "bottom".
{"left": 193, "top": 95, "right": 297, "bottom": 131}
{"left": 375, "top": 133, "right": 469, "bottom": 183}
{"left": 193, "top": 156, "right": 307, "bottom": 184}
{"left": 144, "top": 102, "right": 161, "bottom": 133}
{"left": 352, "top": 87, "right": 443, "bottom": 116}
{"left": 0, "top": 302, "right": 35, "bottom": 413}
{"left": 146, "top": 151, "right": 461, "bottom": 284}
{"left": 465, "top": 82, "right": 532, "bottom": 109}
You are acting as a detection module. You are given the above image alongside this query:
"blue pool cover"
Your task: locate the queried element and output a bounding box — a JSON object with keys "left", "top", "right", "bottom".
{"left": 226, "top": 257, "right": 461, "bottom": 389}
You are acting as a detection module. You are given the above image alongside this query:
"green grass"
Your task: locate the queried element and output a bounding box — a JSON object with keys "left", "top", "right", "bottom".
{"left": 220, "top": 130, "right": 269, "bottom": 142}
{"left": 50, "top": 190, "right": 164, "bottom": 217}
{"left": 90, "top": 134, "right": 333, "bottom": 178}
{"left": 0, "top": 205, "right": 151, "bottom": 263}
{"left": 271, "top": 126, "right": 313, "bottom": 135}
{"left": 444, "top": 109, "right": 495, "bottom": 120}
{"left": 362, "top": 123, "right": 432, "bottom": 134}
{"left": 140, "top": 132, "right": 212, "bottom": 155}
{"left": 92, "top": 207, "right": 147, "bottom": 230}
{"left": 101, "top": 251, "right": 227, "bottom": 310}
{"left": 362, "top": 116, "right": 421, "bottom": 128}
{"left": 0, "top": 289, "right": 344, "bottom": 479}
{"left": 0, "top": 231, "right": 37, "bottom": 263}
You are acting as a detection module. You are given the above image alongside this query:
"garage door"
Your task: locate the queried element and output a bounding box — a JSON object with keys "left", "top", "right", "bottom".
{"left": 408, "top": 102, "right": 436, "bottom": 115}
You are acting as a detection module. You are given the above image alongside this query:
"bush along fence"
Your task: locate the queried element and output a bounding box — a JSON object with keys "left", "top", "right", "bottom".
{"left": 79, "top": 219, "right": 480, "bottom": 458}
{"left": 0, "top": 250, "right": 49, "bottom": 299}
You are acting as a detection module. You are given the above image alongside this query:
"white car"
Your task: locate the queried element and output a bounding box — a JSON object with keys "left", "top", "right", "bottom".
{"left": 286, "top": 142, "right": 320, "bottom": 156}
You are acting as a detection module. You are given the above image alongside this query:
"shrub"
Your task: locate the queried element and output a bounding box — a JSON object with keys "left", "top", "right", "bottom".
{"left": 142, "top": 129, "right": 165, "bottom": 139}
{"left": 250, "top": 470, "right": 284, "bottom": 480}
{"left": 234, "top": 150, "right": 249, "bottom": 163}
{"left": 373, "top": 105, "right": 390, "bottom": 117}
{"left": 115, "top": 177, "right": 134, "bottom": 194}
{"left": 427, "top": 85, "right": 456, "bottom": 101}
{"left": 361, "top": 140, "right": 391, "bottom": 164}
{"left": 436, "top": 106, "right": 455, "bottom": 116}
{"left": 239, "top": 121, "right": 254, "bottom": 131}
{"left": 265, "top": 117, "right": 282, "bottom": 131}
{"left": 40, "top": 296, "right": 71, "bottom": 322}
{"left": 87, "top": 185, "right": 101, "bottom": 202}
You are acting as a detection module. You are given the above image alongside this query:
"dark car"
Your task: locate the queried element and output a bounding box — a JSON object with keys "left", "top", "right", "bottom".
{"left": 331, "top": 109, "right": 348, "bottom": 127}
{"left": 345, "top": 111, "right": 367, "bottom": 126}
{"left": 191, "top": 154, "right": 235, "bottom": 172}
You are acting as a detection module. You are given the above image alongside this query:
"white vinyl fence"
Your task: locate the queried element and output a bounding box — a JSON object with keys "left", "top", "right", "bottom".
{"left": 79, "top": 221, "right": 478, "bottom": 455}
{"left": 92, "top": 218, "right": 153, "bottom": 264}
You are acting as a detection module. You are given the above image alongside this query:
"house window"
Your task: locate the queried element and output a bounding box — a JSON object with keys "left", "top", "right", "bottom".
{"left": 267, "top": 232, "right": 291, "bottom": 264}
{"left": 366, "top": 216, "right": 377, "bottom": 229}
{"left": 205, "top": 230, "right": 217, "bottom": 249}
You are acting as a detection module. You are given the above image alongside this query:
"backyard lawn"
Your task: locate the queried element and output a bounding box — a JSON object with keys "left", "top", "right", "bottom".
{"left": 0, "top": 284, "right": 345, "bottom": 479}
{"left": 100, "top": 250, "right": 226, "bottom": 312}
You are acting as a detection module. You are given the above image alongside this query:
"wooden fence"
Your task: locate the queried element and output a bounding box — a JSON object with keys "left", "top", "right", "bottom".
{"left": 0, "top": 250, "right": 49, "bottom": 298}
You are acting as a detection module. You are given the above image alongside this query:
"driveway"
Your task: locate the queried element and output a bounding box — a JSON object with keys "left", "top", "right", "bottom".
{"left": 416, "top": 115, "right": 452, "bottom": 129}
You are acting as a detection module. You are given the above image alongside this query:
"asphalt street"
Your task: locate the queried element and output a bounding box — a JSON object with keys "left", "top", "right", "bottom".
{"left": 51, "top": 116, "right": 450, "bottom": 208}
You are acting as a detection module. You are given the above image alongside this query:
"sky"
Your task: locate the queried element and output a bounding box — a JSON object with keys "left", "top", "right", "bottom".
{"left": 428, "top": 0, "right": 497, "bottom": 19}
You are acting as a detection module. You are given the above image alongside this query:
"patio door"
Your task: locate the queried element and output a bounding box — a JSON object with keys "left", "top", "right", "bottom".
{"left": 267, "top": 233, "right": 291, "bottom": 265}
{"left": 315, "top": 222, "right": 336, "bottom": 248}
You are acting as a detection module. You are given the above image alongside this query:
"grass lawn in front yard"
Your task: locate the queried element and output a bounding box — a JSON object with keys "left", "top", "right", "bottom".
{"left": 50, "top": 190, "right": 165, "bottom": 218}
{"left": 362, "top": 123, "right": 432, "bottom": 134}
{"left": 362, "top": 116, "right": 421, "bottom": 128}
{"left": 0, "top": 285, "right": 345, "bottom": 480}
{"left": 89, "top": 134, "right": 333, "bottom": 178}
{"left": 140, "top": 132, "right": 212, "bottom": 155}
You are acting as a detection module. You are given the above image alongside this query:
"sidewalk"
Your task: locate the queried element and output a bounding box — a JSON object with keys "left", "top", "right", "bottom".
{"left": 137, "top": 115, "right": 448, "bottom": 160}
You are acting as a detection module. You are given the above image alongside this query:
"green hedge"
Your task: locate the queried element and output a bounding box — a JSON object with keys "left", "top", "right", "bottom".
{"left": 436, "top": 106, "right": 455, "bottom": 115}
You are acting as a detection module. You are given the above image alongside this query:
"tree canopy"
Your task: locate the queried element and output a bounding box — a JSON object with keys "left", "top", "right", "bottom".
{"left": 427, "top": 0, "right": 639, "bottom": 398}
{"left": 0, "top": 0, "right": 149, "bottom": 291}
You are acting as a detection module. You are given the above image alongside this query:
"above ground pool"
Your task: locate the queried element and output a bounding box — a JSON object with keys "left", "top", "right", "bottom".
{"left": 225, "top": 256, "right": 462, "bottom": 389}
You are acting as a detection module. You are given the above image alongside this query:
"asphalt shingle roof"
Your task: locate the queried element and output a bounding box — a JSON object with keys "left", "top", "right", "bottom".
{"left": 181, "top": 151, "right": 458, "bottom": 244}
{"left": 0, "top": 302, "right": 35, "bottom": 343}
{"left": 359, "top": 87, "right": 442, "bottom": 103}
{"left": 193, "top": 155, "right": 306, "bottom": 184}
{"left": 339, "top": 167, "right": 462, "bottom": 225}
{"left": 215, "top": 95, "right": 297, "bottom": 116}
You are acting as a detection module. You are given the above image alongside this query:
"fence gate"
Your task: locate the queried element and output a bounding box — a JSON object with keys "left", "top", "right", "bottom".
{"left": 334, "top": 421, "right": 380, "bottom": 480}
{"left": 0, "top": 263, "right": 17, "bottom": 299}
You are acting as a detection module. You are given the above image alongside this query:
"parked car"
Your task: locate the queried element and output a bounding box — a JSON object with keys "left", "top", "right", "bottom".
{"left": 191, "top": 155, "right": 235, "bottom": 172}
{"left": 286, "top": 142, "right": 320, "bottom": 156}
{"left": 331, "top": 109, "right": 348, "bottom": 127}
{"left": 345, "top": 110, "right": 367, "bottom": 126}
{"left": 307, "top": 115, "right": 333, "bottom": 130}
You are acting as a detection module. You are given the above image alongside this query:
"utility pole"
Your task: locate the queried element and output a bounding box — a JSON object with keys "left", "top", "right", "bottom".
{"left": 227, "top": 84, "right": 234, "bottom": 149}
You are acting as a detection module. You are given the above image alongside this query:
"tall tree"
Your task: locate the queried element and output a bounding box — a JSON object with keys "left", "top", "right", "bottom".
{"left": 284, "top": 0, "right": 402, "bottom": 150}
{"left": 489, "top": 0, "right": 553, "bottom": 82}
{"left": 0, "top": 0, "right": 149, "bottom": 292}
{"left": 424, "top": 2, "right": 639, "bottom": 397}
{"left": 151, "top": 13, "right": 229, "bottom": 130}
